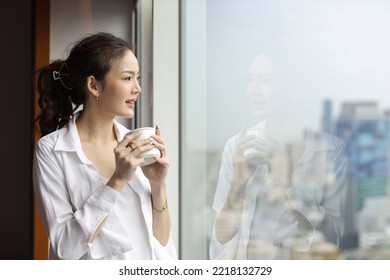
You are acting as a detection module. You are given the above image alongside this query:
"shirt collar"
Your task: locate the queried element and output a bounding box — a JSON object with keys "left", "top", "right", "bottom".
{"left": 54, "top": 114, "right": 81, "bottom": 153}
{"left": 53, "top": 111, "right": 130, "bottom": 163}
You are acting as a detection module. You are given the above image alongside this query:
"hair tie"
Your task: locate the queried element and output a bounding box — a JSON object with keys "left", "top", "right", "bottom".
{"left": 52, "top": 63, "right": 73, "bottom": 90}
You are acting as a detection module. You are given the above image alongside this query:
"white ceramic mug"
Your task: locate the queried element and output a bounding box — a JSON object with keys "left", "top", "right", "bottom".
{"left": 242, "top": 128, "right": 278, "bottom": 164}
{"left": 126, "top": 127, "right": 160, "bottom": 166}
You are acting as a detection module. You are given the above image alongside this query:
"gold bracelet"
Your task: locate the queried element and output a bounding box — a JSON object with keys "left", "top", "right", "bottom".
{"left": 152, "top": 198, "right": 168, "bottom": 213}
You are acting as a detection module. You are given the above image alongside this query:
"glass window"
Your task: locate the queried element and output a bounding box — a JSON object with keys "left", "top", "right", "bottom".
{"left": 180, "top": 0, "right": 390, "bottom": 259}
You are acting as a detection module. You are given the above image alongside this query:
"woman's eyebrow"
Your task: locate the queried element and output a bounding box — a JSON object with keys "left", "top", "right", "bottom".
{"left": 121, "top": 70, "right": 139, "bottom": 75}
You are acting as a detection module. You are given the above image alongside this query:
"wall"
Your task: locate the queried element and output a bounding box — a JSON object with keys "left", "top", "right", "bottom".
{"left": 50, "top": 0, "right": 135, "bottom": 128}
{"left": 50, "top": 0, "right": 134, "bottom": 60}
{"left": 0, "top": 0, "right": 34, "bottom": 259}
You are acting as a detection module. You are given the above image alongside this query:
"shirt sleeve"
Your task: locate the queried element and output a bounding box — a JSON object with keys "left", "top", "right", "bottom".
{"left": 315, "top": 139, "right": 348, "bottom": 245}
{"left": 210, "top": 137, "right": 264, "bottom": 259}
{"left": 151, "top": 234, "right": 178, "bottom": 259}
{"left": 33, "top": 140, "right": 132, "bottom": 259}
{"left": 276, "top": 138, "right": 348, "bottom": 249}
{"left": 209, "top": 226, "right": 241, "bottom": 260}
{"left": 212, "top": 139, "right": 235, "bottom": 213}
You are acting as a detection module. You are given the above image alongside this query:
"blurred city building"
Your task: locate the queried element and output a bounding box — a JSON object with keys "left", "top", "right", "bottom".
{"left": 322, "top": 99, "right": 334, "bottom": 134}
{"left": 335, "top": 101, "right": 390, "bottom": 258}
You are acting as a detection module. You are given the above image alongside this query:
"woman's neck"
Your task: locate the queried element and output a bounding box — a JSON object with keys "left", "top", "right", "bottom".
{"left": 76, "top": 110, "right": 117, "bottom": 144}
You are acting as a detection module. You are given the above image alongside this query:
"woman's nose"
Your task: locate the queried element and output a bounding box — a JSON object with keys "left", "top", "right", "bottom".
{"left": 133, "top": 80, "right": 142, "bottom": 95}
{"left": 250, "top": 81, "right": 262, "bottom": 95}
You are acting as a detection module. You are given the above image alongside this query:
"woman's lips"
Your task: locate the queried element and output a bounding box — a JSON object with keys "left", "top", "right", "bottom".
{"left": 125, "top": 99, "right": 135, "bottom": 108}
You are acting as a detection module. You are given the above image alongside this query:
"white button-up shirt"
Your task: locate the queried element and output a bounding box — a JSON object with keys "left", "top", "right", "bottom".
{"left": 33, "top": 112, "right": 177, "bottom": 260}
{"left": 210, "top": 122, "right": 347, "bottom": 259}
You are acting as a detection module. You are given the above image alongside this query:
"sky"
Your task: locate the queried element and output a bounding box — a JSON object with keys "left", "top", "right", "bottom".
{"left": 205, "top": 0, "right": 390, "bottom": 146}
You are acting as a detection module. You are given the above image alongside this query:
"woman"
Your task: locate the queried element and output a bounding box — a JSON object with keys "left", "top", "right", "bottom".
{"left": 210, "top": 53, "right": 347, "bottom": 259}
{"left": 33, "top": 32, "right": 177, "bottom": 260}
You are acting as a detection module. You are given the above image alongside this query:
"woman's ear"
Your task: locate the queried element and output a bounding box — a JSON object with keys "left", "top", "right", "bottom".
{"left": 86, "top": 75, "right": 101, "bottom": 99}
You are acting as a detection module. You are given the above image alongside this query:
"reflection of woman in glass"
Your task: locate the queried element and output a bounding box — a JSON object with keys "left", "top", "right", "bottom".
{"left": 210, "top": 53, "right": 348, "bottom": 259}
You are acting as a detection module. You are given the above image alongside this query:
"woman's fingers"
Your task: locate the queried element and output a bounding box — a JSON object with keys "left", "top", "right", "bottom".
{"left": 116, "top": 127, "right": 169, "bottom": 177}
{"left": 152, "top": 126, "right": 167, "bottom": 158}
{"left": 155, "top": 125, "right": 161, "bottom": 136}
{"left": 118, "top": 131, "right": 142, "bottom": 149}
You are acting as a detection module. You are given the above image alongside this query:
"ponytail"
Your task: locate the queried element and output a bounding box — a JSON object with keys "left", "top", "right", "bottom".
{"left": 35, "top": 60, "right": 75, "bottom": 137}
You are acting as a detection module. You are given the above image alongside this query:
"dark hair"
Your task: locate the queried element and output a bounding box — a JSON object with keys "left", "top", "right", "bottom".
{"left": 35, "top": 32, "right": 133, "bottom": 137}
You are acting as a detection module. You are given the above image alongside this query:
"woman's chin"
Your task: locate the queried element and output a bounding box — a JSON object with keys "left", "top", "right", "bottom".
{"left": 254, "top": 109, "right": 270, "bottom": 120}
{"left": 121, "top": 109, "right": 134, "bottom": 118}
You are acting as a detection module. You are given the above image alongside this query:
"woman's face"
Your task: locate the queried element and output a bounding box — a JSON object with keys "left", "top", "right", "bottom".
{"left": 247, "top": 54, "right": 278, "bottom": 119}
{"left": 97, "top": 49, "right": 141, "bottom": 118}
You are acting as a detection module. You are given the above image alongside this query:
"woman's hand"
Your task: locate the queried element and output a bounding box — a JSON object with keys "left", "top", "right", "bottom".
{"left": 228, "top": 128, "right": 278, "bottom": 204}
{"left": 107, "top": 130, "right": 155, "bottom": 191}
{"left": 232, "top": 128, "right": 277, "bottom": 184}
{"left": 232, "top": 128, "right": 259, "bottom": 185}
{"left": 141, "top": 126, "right": 169, "bottom": 187}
